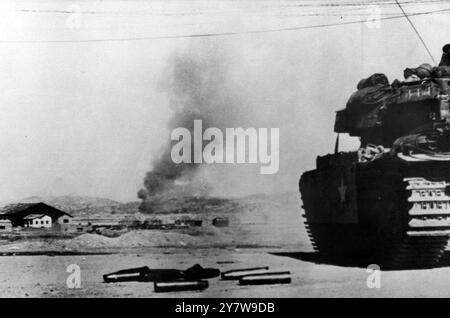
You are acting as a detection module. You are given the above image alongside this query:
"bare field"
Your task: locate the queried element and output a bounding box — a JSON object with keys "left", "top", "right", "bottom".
{"left": 2, "top": 192, "right": 450, "bottom": 297}
{"left": 3, "top": 248, "right": 450, "bottom": 297}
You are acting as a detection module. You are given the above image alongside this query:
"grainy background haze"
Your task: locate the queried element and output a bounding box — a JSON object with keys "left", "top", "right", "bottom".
{"left": 0, "top": 0, "right": 448, "bottom": 202}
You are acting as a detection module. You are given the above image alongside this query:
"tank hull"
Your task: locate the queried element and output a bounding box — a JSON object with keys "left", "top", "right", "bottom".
{"left": 300, "top": 153, "right": 450, "bottom": 268}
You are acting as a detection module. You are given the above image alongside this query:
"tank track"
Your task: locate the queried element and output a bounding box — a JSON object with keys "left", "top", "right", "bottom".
{"left": 302, "top": 177, "right": 450, "bottom": 269}
{"left": 388, "top": 178, "right": 450, "bottom": 268}
{"left": 303, "top": 220, "right": 318, "bottom": 252}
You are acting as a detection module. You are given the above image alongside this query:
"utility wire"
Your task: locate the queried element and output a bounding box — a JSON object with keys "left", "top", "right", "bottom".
{"left": 15, "top": 1, "right": 450, "bottom": 16}
{"left": 0, "top": 7, "right": 449, "bottom": 44}
{"left": 394, "top": 0, "right": 437, "bottom": 64}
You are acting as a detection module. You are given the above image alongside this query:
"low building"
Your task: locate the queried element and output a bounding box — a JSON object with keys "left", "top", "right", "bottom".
{"left": 57, "top": 214, "right": 72, "bottom": 225}
{"left": 212, "top": 217, "right": 229, "bottom": 227}
{"left": 0, "top": 202, "right": 72, "bottom": 229}
{"left": 24, "top": 214, "right": 52, "bottom": 228}
{"left": 0, "top": 219, "right": 12, "bottom": 232}
{"left": 175, "top": 219, "right": 203, "bottom": 227}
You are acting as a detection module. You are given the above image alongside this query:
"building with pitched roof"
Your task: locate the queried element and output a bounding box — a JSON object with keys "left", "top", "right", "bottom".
{"left": 0, "top": 202, "right": 72, "bottom": 228}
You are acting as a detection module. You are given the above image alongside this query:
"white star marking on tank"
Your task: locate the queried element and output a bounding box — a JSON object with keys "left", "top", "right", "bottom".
{"left": 338, "top": 175, "right": 347, "bottom": 205}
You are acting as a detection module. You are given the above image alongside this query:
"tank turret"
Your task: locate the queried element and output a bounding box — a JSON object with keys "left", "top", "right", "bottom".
{"left": 335, "top": 73, "right": 450, "bottom": 150}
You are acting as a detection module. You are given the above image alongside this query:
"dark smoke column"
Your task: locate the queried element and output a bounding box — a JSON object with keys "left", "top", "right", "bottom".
{"left": 138, "top": 44, "right": 241, "bottom": 212}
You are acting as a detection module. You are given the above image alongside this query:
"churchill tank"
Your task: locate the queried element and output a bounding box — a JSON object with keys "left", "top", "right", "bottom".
{"left": 299, "top": 63, "right": 450, "bottom": 268}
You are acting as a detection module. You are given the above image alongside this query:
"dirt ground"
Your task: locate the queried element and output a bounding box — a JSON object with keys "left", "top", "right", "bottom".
{"left": 2, "top": 247, "right": 450, "bottom": 297}
{"left": 2, "top": 193, "right": 450, "bottom": 298}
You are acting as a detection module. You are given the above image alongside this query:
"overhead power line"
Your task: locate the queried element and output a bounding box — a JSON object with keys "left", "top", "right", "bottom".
{"left": 0, "top": 7, "right": 448, "bottom": 44}
{"left": 14, "top": 1, "right": 450, "bottom": 16}
{"left": 394, "top": 0, "right": 437, "bottom": 64}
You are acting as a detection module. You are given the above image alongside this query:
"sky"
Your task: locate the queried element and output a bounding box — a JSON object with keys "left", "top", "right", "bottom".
{"left": 0, "top": 0, "right": 448, "bottom": 202}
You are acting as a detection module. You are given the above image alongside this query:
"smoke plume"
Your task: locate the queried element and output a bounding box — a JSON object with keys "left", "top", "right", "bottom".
{"left": 138, "top": 41, "right": 248, "bottom": 210}
{"left": 138, "top": 30, "right": 373, "bottom": 210}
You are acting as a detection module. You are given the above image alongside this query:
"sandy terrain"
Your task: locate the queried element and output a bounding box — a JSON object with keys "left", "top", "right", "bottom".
{"left": 2, "top": 192, "right": 450, "bottom": 298}
{"left": 3, "top": 247, "right": 450, "bottom": 297}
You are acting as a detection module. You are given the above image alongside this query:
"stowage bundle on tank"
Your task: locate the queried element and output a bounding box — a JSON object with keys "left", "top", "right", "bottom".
{"left": 300, "top": 44, "right": 450, "bottom": 269}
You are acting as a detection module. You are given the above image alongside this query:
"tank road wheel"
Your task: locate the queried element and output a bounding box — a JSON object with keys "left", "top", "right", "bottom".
{"left": 385, "top": 178, "right": 450, "bottom": 269}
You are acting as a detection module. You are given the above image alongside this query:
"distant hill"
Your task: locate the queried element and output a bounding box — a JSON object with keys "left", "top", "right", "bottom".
{"left": 4, "top": 192, "right": 300, "bottom": 218}
{"left": 16, "top": 195, "right": 139, "bottom": 216}
{"left": 137, "top": 191, "right": 299, "bottom": 215}
{"left": 20, "top": 195, "right": 121, "bottom": 207}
